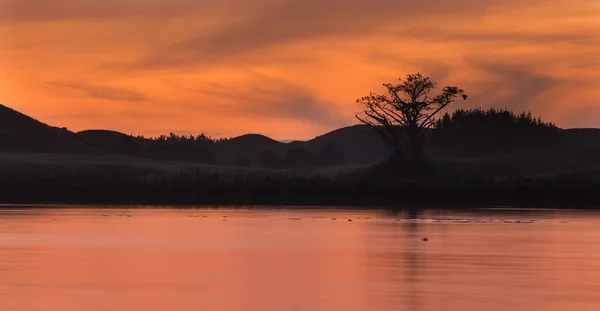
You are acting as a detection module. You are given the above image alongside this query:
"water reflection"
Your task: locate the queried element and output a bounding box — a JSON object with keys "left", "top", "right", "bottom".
{"left": 1, "top": 207, "right": 600, "bottom": 311}
{"left": 404, "top": 208, "right": 423, "bottom": 311}
{"left": 369, "top": 208, "right": 425, "bottom": 311}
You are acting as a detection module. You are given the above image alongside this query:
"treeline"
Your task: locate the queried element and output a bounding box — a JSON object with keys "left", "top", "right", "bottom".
{"left": 126, "top": 133, "right": 348, "bottom": 168}
{"left": 433, "top": 108, "right": 561, "bottom": 155}
{"left": 125, "top": 108, "right": 563, "bottom": 167}
{"left": 133, "top": 132, "right": 230, "bottom": 144}
{"left": 126, "top": 133, "right": 229, "bottom": 164}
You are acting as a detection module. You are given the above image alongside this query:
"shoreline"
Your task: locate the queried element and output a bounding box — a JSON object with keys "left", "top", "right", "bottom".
{"left": 0, "top": 195, "right": 598, "bottom": 209}
{"left": 2, "top": 169, "right": 600, "bottom": 209}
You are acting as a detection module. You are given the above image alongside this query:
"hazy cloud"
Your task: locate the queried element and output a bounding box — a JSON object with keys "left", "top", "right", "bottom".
{"left": 394, "top": 26, "right": 600, "bottom": 46}
{"left": 0, "top": 0, "right": 538, "bottom": 22}
{"left": 569, "top": 62, "right": 600, "bottom": 68}
{"left": 466, "top": 59, "right": 559, "bottom": 111}
{"left": 0, "top": 0, "right": 216, "bottom": 22}
{"left": 47, "top": 81, "right": 149, "bottom": 102}
{"left": 184, "top": 76, "right": 350, "bottom": 127}
{"left": 122, "top": 0, "right": 546, "bottom": 70}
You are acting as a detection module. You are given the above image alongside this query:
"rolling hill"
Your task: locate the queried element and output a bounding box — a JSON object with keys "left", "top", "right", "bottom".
{"left": 1, "top": 104, "right": 600, "bottom": 177}
{"left": 0, "top": 104, "right": 98, "bottom": 154}
{"left": 76, "top": 130, "right": 145, "bottom": 157}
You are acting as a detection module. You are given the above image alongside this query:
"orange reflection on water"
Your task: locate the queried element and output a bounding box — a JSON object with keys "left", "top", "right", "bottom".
{"left": 1, "top": 208, "right": 600, "bottom": 311}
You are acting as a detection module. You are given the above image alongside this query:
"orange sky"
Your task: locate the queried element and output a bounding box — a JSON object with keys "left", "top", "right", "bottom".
{"left": 1, "top": 0, "right": 599, "bottom": 140}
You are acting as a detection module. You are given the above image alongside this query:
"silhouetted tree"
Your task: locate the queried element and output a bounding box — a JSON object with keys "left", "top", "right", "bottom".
{"left": 356, "top": 73, "right": 467, "bottom": 162}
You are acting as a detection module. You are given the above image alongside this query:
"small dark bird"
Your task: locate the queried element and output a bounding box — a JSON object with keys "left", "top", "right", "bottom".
{"left": 348, "top": 219, "right": 352, "bottom": 222}
{"left": 422, "top": 237, "right": 428, "bottom": 242}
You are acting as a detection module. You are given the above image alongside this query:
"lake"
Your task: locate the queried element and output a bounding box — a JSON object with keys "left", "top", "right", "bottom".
{"left": 1, "top": 207, "right": 600, "bottom": 311}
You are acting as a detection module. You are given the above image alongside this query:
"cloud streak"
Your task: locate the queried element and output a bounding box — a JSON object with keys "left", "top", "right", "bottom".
{"left": 180, "top": 74, "right": 350, "bottom": 127}
{"left": 466, "top": 59, "right": 558, "bottom": 110}
{"left": 47, "top": 81, "right": 150, "bottom": 102}
{"left": 0, "top": 0, "right": 217, "bottom": 22}
{"left": 0, "top": 0, "right": 537, "bottom": 22}
{"left": 121, "top": 0, "right": 550, "bottom": 71}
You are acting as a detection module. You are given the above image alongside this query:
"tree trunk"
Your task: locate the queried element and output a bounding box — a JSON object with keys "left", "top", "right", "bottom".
{"left": 406, "top": 127, "right": 425, "bottom": 162}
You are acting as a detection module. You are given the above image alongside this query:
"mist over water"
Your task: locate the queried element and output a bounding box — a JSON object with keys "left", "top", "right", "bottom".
{"left": 2, "top": 207, "right": 600, "bottom": 311}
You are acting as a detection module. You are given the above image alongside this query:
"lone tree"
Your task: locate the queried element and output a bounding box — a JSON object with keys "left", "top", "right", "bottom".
{"left": 356, "top": 73, "right": 467, "bottom": 162}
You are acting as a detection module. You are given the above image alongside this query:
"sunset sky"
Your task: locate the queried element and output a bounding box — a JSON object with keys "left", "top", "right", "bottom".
{"left": 1, "top": 0, "right": 599, "bottom": 140}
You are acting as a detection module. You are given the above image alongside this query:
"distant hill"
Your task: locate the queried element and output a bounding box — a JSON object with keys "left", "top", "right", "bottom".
{"left": 560, "top": 128, "right": 600, "bottom": 162}
{"left": 221, "top": 134, "right": 286, "bottom": 155}
{"left": 303, "top": 125, "right": 389, "bottom": 164}
{"left": 210, "top": 128, "right": 390, "bottom": 167}
{"left": 0, "top": 104, "right": 98, "bottom": 154}
{"left": 214, "top": 134, "right": 288, "bottom": 167}
{"left": 2, "top": 104, "right": 600, "bottom": 172}
{"left": 76, "top": 130, "right": 145, "bottom": 157}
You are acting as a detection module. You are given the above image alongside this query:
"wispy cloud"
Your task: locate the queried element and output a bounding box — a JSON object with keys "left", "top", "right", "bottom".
{"left": 118, "top": 0, "right": 547, "bottom": 71}
{"left": 0, "top": 0, "right": 214, "bottom": 22}
{"left": 466, "top": 59, "right": 559, "bottom": 111}
{"left": 46, "top": 81, "right": 149, "bottom": 102}
{"left": 179, "top": 73, "right": 350, "bottom": 127}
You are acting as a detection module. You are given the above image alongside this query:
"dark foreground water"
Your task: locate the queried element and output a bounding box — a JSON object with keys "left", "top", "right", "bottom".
{"left": 1, "top": 207, "right": 600, "bottom": 311}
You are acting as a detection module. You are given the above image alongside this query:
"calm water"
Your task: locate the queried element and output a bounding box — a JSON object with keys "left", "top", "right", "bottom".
{"left": 2, "top": 207, "right": 600, "bottom": 311}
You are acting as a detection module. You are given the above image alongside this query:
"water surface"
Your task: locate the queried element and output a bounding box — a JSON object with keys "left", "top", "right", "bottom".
{"left": 2, "top": 207, "right": 600, "bottom": 311}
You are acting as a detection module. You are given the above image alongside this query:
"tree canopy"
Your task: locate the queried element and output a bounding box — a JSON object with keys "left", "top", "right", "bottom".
{"left": 433, "top": 108, "right": 561, "bottom": 155}
{"left": 356, "top": 73, "right": 467, "bottom": 161}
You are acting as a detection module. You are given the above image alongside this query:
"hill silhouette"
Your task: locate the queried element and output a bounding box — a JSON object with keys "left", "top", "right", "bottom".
{"left": 214, "top": 134, "right": 288, "bottom": 167}
{"left": 0, "top": 104, "right": 98, "bottom": 154}
{"left": 76, "top": 130, "right": 145, "bottom": 157}
{"left": 304, "top": 125, "right": 389, "bottom": 164}
{"left": 2, "top": 104, "right": 600, "bottom": 175}
{"left": 210, "top": 129, "right": 388, "bottom": 167}
{"left": 2, "top": 104, "right": 600, "bottom": 206}
{"left": 561, "top": 128, "right": 600, "bottom": 162}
